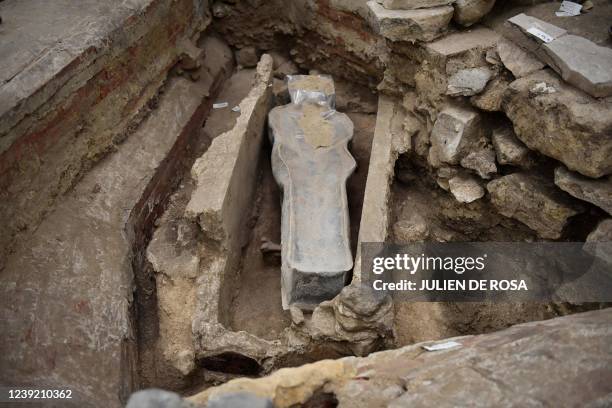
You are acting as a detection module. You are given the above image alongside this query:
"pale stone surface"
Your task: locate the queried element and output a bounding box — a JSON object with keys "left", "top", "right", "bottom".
{"left": 269, "top": 75, "right": 356, "bottom": 309}
{"left": 353, "top": 96, "right": 407, "bottom": 280}
{"left": 502, "top": 69, "right": 612, "bottom": 178}
{"left": 460, "top": 148, "right": 497, "bottom": 179}
{"left": 446, "top": 67, "right": 492, "bottom": 96}
{"left": 487, "top": 173, "right": 582, "bottom": 239}
{"left": 491, "top": 125, "right": 532, "bottom": 168}
{"left": 453, "top": 0, "right": 496, "bottom": 27}
{"left": 379, "top": 0, "right": 455, "bottom": 10}
{"left": 191, "top": 309, "right": 612, "bottom": 408}
{"left": 507, "top": 13, "right": 567, "bottom": 53}
{"left": 543, "top": 35, "right": 612, "bottom": 98}
{"left": 497, "top": 38, "right": 545, "bottom": 78}
{"left": 428, "top": 103, "right": 485, "bottom": 166}
{"left": 449, "top": 174, "right": 485, "bottom": 203}
{"left": 0, "top": 67, "right": 225, "bottom": 406}
{"left": 425, "top": 26, "right": 500, "bottom": 57}
{"left": 554, "top": 166, "right": 612, "bottom": 215}
{"left": 366, "top": 1, "right": 454, "bottom": 42}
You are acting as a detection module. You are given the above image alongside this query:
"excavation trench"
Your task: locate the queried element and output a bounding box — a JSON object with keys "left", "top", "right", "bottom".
{"left": 137, "top": 54, "right": 379, "bottom": 392}
{"left": 3, "top": 1, "right": 611, "bottom": 406}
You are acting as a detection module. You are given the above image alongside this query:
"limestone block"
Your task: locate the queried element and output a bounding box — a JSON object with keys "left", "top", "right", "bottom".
{"left": 506, "top": 13, "right": 567, "bottom": 54}
{"left": 453, "top": 0, "right": 496, "bottom": 27}
{"left": 378, "top": 0, "right": 455, "bottom": 10}
{"left": 491, "top": 125, "right": 531, "bottom": 168}
{"left": 366, "top": 1, "right": 454, "bottom": 42}
{"left": 446, "top": 67, "right": 492, "bottom": 96}
{"left": 554, "top": 166, "right": 612, "bottom": 215}
{"left": 470, "top": 74, "right": 512, "bottom": 112}
{"left": 543, "top": 35, "right": 612, "bottom": 98}
{"left": 428, "top": 103, "right": 485, "bottom": 166}
{"left": 449, "top": 174, "right": 485, "bottom": 203}
{"left": 268, "top": 75, "right": 356, "bottom": 310}
{"left": 497, "top": 38, "right": 544, "bottom": 78}
{"left": 502, "top": 69, "right": 612, "bottom": 178}
{"left": 460, "top": 148, "right": 497, "bottom": 179}
{"left": 487, "top": 173, "right": 582, "bottom": 239}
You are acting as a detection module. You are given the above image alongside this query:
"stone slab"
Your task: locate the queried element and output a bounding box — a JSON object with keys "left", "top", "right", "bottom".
{"left": 366, "top": 1, "right": 454, "bottom": 42}
{"left": 453, "top": 0, "right": 496, "bottom": 27}
{"left": 487, "top": 173, "right": 582, "bottom": 239}
{"left": 0, "top": 60, "right": 225, "bottom": 406}
{"left": 378, "top": 0, "right": 455, "bottom": 10}
{"left": 543, "top": 35, "right": 612, "bottom": 98}
{"left": 353, "top": 95, "right": 406, "bottom": 281}
{"left": 507, "top": 13, "right": 567, "bottom": 52}
{"left": 269, "top": 76, "right": 356, "bottom": 309}
{"left": 555, "top": 166, "right": 612, "bottom": 215}
{"left": 502, "top": 69, "right": 612, "bottom": 178}
{"left": 428, "top": 103, "right": 485, "bottom": 166}
{"left": 0, "top": 0, "right": 210, "bottom": 277}
{"left": 190, "top": 309, "right": 612, "bottom": 408}
{"left": 497, "top": 38, "right": 545, "bottom": 78}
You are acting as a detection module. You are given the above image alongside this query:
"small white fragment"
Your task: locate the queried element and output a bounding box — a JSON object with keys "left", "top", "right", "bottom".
{"left": 557, "top": 1, "right": 582, "bottom": 16}
{"left": 231, "top": 106, "right": 241, "bottom": 113}
{"left": 526, "top": 27, "right": 554, "bottom": 43}
{"left": 213, "top": 102, "right": 229, "bottom": 109}
{"left": 530, "top": 82, "right": 557, "bottom": 95}
{"left": 422, "top": 340, "right": 462, "bottom": 351}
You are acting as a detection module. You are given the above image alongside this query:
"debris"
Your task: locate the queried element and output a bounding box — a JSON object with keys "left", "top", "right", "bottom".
{"left": 213, "top": 102, "right": 229, "bottom": 109}
{"left": 555, "top": 1, "right": 582, "bottom": 17}
{"left": 422, "top": 340, "right": 462, "bottom": 351}
{"left": 529, "top": 82, "right": 556, "bottom": 95}
{"left": 232, "top": 105, "right": 241, "bottom": 112}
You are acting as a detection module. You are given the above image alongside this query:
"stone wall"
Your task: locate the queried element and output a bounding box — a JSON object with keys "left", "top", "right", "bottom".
{"left": 0, "top": 0, "right": 212, "bottom": 269}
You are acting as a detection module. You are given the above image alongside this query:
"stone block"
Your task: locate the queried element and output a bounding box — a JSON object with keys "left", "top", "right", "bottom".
{"left": 487, "top": 173, "right": 582, "bottom": 239}
{"left": 491, "top": 125, "right": 531, "bottom": 168}
{"left": 446, "top": 67, "right": 492, "bottom": 96}
{"left": 428, "top": 103, "right": 485, "bottom": 166}
{"left": 506, "top": 13, "right": 567, "bottom": 53}
{"left": 497, "top": 38, "right": 545, "bottom": 78}
{"left": 268, "top": 75, "right": 356, "bottom": 309}
{"left": 543, "top": 35, "right": 612, "bottom": 98}
{"left": 378, "top": 0, "right": 455, "bottom": 10}
{"left": 460, "top": 148, "right": 497, "bottom": 179}
{"left": 554, "top": 166, "right": 612, "bottom": 215}
{"left": 502, "top": 69, "right": 612, "bottom": 178}
{"left": 453, "top": 0, "right": 496, "bottom": 27}
{"left": 449, "top": 174, "right": 485, "bottom": 203}
{"left": 366, "top": 1, "right": 454, "bottom": 42}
